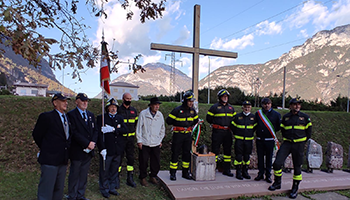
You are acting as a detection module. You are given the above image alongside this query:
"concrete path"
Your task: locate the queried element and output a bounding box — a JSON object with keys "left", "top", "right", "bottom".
{"left": 157, "top": 169, "right": 350, "bottom": 200}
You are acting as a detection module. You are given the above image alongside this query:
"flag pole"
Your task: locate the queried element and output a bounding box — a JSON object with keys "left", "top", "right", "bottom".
{"left": 101, "top": 31, "right": 106, "bottom": 171}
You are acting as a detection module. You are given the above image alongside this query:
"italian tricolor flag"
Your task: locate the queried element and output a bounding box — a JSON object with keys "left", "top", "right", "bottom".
{"left": 100, "top": 41, "right": 110, "bottom": 94}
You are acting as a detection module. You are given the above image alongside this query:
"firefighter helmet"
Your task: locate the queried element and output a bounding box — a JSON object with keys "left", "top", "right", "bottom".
{"left": 289, "top": 98, "right": 301, "bottom": 105}
{"left": 105, "top": 98, "right": 118, "bottom": 112}
{"left": 217, "top": 89, "right": 230, "bottom": 98}
{"left": 183, "top": 91, "right": 196, "bottom": 102}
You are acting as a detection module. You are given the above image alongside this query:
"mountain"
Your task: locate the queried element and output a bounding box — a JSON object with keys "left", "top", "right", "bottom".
{"left": 0, "top": 39, "right": 74, "bottom": 95}
{"left": 199, "top": 24, "right": 350, "bottom": 103}
{"left": 108, "top": 63, "right": 192, "bottom": 96}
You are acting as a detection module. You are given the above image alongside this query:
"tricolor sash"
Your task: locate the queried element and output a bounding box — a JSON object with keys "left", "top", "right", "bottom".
{"left": 257, "top": 110, "right": 280, "bottom": 150}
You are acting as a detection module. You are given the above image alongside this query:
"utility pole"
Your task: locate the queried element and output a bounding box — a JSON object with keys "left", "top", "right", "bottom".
{"left": 282, "top": 66, "right": 286, "bottom": 109}
{"left": 208, "top": 56, "right": 210, "bottom": 104}
{"left": 165, "top": 52, "right": 182, "bottom": 96}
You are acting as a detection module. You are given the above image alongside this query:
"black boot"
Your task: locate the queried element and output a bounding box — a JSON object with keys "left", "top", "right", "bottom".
{"left": 126, "top": 171, "right": 136, "bottom": 187}
{"left": 222, "top": 162, "right": 234, "bottom": 177}
{"left": 268, "top": 175, "right": 282, "bottom": 191}
{"left": 182, "top": 168, "right": 192, "bottom": 180}
{"left": 289, "top": 180, "right": 300, "bottom": 199}
{"left": 170, "top": 169, "right": 176, "bottom": 181}
{"left": 235, "top": 165, "right": 243, "bottom": 180}
{"left": 242, "top": 165, "right": 251, "bottom": 179}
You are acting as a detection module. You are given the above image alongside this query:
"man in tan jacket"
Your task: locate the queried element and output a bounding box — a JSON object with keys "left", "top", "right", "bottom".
{"left": 136, "top": 97, "right": 165, "bottom": 186}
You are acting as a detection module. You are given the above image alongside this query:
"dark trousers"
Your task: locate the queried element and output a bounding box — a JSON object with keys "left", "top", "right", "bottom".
{"left": 211, "top": 130, "right": 233, "bottom": 158}
{"left": 139, "top": 145, "right": 161, "bottom": 179}
{"left": 68, "top": 156, "right": 92, "bottom": 199}
{"left": 170, "top": 133, "right": 192, "bottom": 165}
{"left": 256, "top": 139, "right": 275, "bottom": 177}
{"left": 37, "top": 164, "right": 67, "bottom": 200}
{"left": 99, "top": 154, "right": 121, "bottom": 193}
{"left": 273, "top": 141, "right": 305, "bottom": 176}
{"left": 234, "top": 139, "right": 253, "bottom": 163}
{"left": 121, "top": 136, "right": 135, "bottom": 170}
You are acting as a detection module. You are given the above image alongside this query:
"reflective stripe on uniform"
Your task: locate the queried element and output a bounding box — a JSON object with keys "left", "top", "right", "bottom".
{"left": 283, "top": 137, "right": 307, "bottom": 143}
{"left": 234, "top": 160, "right": 242, "bottom": 165}
{"left": 170, "top": 162, "right": 178, "bottom": 169}
{"left": 243, "top": 160, "right": 250, "bottom": 165}
{"left": 168, "top": 114, "right": 198, "bottom": 122}
{"left": 207, "top": 111, "right": 214, "bottom": 116}
{"left": 274, "top": 169, "right": 282, "bottom": 176}
{"left": 123, "top": 132, "right": 135, "bottom": 137}
{"left": 118, "top": 166, "right": 122, "bottom": 172}
{"left": 127, "top": 165, "right": 134, "bottom": 171}
{"left": 293, "top": 174, "right": 302, "bottom": 181}
{"left": 214, "top": 113, "right": 236, "bottom": 117}
{"left": 281, "top": 122, "right": 312, "bottom": 130}
{"left": 223, "top": 155, "right": 231, "bottom": 163}
{"left": 182, "top": 162, "right": 190, "bottom": 168}
{"left": 124, "top": 119, "right": 137, "bottom": 123}
{"left": 234, "top": 135, "right": 254, "bottom": 140}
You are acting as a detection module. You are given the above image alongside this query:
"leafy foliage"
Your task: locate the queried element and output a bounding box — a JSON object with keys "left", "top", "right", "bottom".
{"left": 0, "top": 0, "right": 166, "bottom": 79}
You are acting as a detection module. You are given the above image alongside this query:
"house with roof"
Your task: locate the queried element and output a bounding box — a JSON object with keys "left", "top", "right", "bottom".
{"left": 109, "top": 81, "right": 140, "bottom": 100}
{"left": 13, "top": 82, "right": 48, "bottom": 97}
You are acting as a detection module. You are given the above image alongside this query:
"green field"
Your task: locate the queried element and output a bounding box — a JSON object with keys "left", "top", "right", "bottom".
{"left": 0, "top": 96, "right": 350, "bottom": 199}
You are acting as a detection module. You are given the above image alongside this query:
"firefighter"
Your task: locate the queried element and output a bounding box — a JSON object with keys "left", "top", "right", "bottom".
{"left": 268, "top": 98, "right": 312, "bottom": 199}
{"left": 166, "top": 91, "right": 199, "bottom": 181}
{"left": 206, "top": 89, "right": 236, "bottom": 177}
{"left": 117, "top": 93, "right": 138, "bottom": 188}
{"left": 231, "top": 101, "right": 257, "bottom": 180}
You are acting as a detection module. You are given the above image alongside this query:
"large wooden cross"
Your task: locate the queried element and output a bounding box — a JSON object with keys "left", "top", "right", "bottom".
{"left": 150, "top": 4, "right": 238, "bottom": 99}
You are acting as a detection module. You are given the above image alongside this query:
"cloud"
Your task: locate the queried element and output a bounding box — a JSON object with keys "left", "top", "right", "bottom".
{"left": 287, "top": 1, "right": 329, "bottom": 29}
{"left": 326, "top": 0, "right": 350, "bottom": 27}
{"left": 173, "top": 25, "right": 190, "bottom": 44}
{"left": 210, "top": 34, "right": 254, "bottom": 50}
{"left": 256, "top": 21, "right": 282, "bottom": 35}
{"left": 198, "top": 57, "right": 236, "bottom": 79}
{"left": 299, "top": 29, "right": 309, "bottom": 38}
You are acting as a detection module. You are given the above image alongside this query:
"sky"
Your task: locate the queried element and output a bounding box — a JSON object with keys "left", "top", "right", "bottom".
{"left": 52, "top": 0, "right": 350, "bottom": 98}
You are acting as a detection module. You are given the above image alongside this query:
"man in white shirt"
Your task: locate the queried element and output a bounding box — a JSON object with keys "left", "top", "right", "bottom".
{"left": 136, "top": 97, "right": 165, "bottom": 187}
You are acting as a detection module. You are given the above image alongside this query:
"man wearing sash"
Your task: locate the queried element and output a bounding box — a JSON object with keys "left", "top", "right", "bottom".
{"left": 254, "top": 98, "right": 281, "bottom": 183}
{"left": 268, "top": 98, "right": 312, "bottom": 199}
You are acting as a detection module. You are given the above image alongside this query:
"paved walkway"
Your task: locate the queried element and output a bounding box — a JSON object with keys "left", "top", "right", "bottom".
{"left": 249, "top": 192, "right": 349, "bottom": 200}
{"left": 157, "top": 169, "right": 350, "bottom": 200}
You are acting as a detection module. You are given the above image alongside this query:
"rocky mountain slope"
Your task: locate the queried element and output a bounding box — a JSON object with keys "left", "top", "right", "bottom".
{"left": 0, "top": 40, "right": 74, "bottom": 95}
{"left": 199, "top": 24, "right": 350, "bottom": 103}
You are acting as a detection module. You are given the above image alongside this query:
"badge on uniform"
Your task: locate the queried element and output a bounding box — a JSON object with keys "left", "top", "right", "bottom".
{"left": 299, "top": 117, "right": 304, "bottom": 120}
{"left": 130, "top": 111, "right": 135, "bottom": 114}
{"left": 180, "top": 110, "right": 183, "bottom": 113}
{"left": 229, "top": 107, "right": 233, "bottom": 110}
{"left": 190, "top": 110, "right": 194, "bottom": 114}
{"left": 250, "top": 117, "right": 254, "bottom": 120}
{"left": 238, "top": 116, "right": 243, "bottom": 119}
{"left": 217, "top": 106, "right": 222, "bottom": 109}
{"left": 285, "top": 117, "right": 289, "bottom": 121}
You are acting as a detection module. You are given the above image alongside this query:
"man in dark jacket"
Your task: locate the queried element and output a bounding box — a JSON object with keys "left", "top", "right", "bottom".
{"left": 254, "top": 98, "right": 281, "bottom": 183}
{"left": 117, "top": 92, "right": 138, "bottom": 188}
{"left": 206, "top": 89, "right": 236, "bottom": 177}
{"left": 268, "top": 98, "right": 312, "bottom": 199}
{"left": 67, "top": 93, "right": 98, "bottom": 200}
{"left": 231, "top": 101, "right": 256, "bottom": 180}
{"left": 166, "top": 91, "right": 198, "bottom": 181}
{"left": 32, "top": 93, "right": 71, "bottom": 200}
{"left": 97, "top": 98, "right": 128, "bottom": 198}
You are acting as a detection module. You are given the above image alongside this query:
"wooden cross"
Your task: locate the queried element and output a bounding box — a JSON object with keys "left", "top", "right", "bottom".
{"left": 150, "top": 4, "right": 238, "bottom": 99}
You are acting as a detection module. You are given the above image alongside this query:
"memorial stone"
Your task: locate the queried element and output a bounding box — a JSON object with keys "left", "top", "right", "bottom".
{"left": 306, "top": 139, "right": 323, "bottom": 172}
{"left": 249, "top": 139, "right": 258, "bottom": 169}
{"left": 191, "top": 152, "right": 216, "bottom": 181}
{"left": 325, "top": 141, "right": 343, "bottom": 172}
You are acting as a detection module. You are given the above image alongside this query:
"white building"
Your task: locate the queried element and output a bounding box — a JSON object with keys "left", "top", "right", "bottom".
{"left": 13, "top": 82, "right": 48, "bottom": 97}
{"left": 109, "top": 82, "right": 139, "bottom": 100}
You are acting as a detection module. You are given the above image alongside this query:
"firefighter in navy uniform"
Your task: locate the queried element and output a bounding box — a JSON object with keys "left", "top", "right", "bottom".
{"left": 231, "top": 101, "right": 257, "bottom": 180}
{"left": 268, "top": 98, "right": 312, "bottom": 199}
{"left": 166, "top": 91, "right": 199, "bottom": 181}
{"left": 117, "top": 93, "right": 138, "bottom": 188}
{"left": 206, "top": 89, "right": 236, "bottom": 177}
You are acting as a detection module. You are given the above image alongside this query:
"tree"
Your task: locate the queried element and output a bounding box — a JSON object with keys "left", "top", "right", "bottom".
{"left": 0, "top": 0, "right": 166, "bottom": 79}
